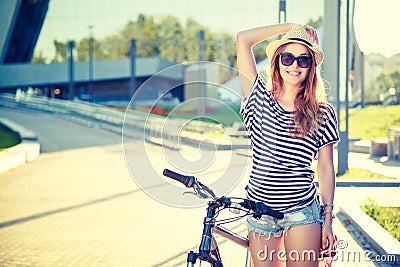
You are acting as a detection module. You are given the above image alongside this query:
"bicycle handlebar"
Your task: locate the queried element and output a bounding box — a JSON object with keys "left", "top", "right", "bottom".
{"left": 163, "top": 169, "right": 195, "bottom": 188}
{"left": 163, "top": 169, "right": 284, "bottom": 219}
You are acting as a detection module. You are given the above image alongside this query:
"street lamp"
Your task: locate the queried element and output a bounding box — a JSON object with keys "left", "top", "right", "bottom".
{"left": 198, "top": 30, "right": 206, "bottom": 121}
{"left": 130, "top": 39, "right": 136, "bottom": 97}
{"left": 67, "top": 40, "right": 75, "bottom": 100}
{"left": 279, "top": 0, "right": 286, "bottom": 23}
{"left": 88, "top": 25, "right": 94, "bottom": 96}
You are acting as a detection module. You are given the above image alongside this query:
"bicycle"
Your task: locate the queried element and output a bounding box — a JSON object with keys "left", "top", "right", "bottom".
{"left": 163, "top": 169, "right": 284, "bottom": 267}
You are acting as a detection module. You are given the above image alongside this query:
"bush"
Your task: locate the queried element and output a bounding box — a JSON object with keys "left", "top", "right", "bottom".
{"left": 0, "top": 123, "right": 21, "bottom": 149}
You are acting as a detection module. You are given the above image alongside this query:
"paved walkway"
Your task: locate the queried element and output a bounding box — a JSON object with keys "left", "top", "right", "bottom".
{"left": 346, "top": 151, "right": 400, "bottom": 180}
{"left": 0, "top": 107, "right": 399, "bottom": 266}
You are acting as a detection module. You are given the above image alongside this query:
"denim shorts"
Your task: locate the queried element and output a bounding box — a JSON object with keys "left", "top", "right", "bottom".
{"left": 247, "top": 199, "right": 324, "bottom": 239}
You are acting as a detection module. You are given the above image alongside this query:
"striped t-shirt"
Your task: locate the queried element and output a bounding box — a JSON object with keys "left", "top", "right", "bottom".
{"left": 241, "top": 75, "right": 340, "bottom": 212}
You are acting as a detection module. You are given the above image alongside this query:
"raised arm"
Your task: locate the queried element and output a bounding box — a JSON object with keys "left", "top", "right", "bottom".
{"left": 236, "top": 23, "right": 293, "bottom": 99}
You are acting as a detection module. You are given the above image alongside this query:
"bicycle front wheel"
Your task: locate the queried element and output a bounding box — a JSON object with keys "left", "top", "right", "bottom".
{"left": 245, "top": 249, "right": 254, "bottom": 267}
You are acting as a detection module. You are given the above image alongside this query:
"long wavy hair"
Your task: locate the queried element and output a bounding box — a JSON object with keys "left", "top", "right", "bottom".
{"left": 268, "top": 44, "right": 327, "bottom": 138}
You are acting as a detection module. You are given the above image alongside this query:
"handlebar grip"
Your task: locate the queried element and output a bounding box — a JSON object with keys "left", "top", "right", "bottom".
{"left": 163, "top": 169, "right": 195, "bottom": 188}
{"left": 266, "top": 207, "right": 284, "bottom": 219}
{"left": 254, "top": 202, "right": 284, "bottom": 219}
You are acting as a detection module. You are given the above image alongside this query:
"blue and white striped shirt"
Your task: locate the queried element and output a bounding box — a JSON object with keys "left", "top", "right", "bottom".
{"left": 241, "top": 75, "right": 340, "bottom": 212}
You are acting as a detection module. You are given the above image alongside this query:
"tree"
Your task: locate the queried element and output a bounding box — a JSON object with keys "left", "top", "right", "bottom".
{"left": 158, "top": 15, "right": 185, "bottom": 62}
{"left": 306, "top": 16, "right": 323, "bottom": 29}
{"left": 367, "top": 68, "right": 400, "bottom": 102}
{"left": 45, "top": 14, "right": 239, "bottom": 67}
{"left": 52, "top": 40, "right": 69, "bottom": 62}
{"left": 76, "top": 37, "right": 103, "bottom": 61}
{"left": 31, "top": 50, "right": 47, "bottom": 63}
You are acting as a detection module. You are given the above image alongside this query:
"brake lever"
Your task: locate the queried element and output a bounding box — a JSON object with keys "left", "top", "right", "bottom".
{"left": 181, "top": 179, "right": 215, "bottom": 200}
{"left": 182, "top": 188, "right": 209, "bottom": 199}
{"left": 194, "top": 187, "right": 209, "bottom": 199}
{"left": 197, "top": 182, "right": 216, "bottom": 198}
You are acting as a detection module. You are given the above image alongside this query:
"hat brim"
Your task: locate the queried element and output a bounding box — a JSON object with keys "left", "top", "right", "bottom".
{"left": 266, "top": 39, "right": 324, "bottom": 66}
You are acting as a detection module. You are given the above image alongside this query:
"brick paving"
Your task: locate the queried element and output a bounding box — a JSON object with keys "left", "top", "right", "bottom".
{"left": 0, "top": 143, "right": 245, "bottom": 266}
{"left": 0, "top": 108, "right": 399, "bottom": 266}
{"left": 0, "top": 142, "right": 398, "bottom": 266}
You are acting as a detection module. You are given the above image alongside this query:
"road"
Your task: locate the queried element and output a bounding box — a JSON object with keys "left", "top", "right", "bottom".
{"left": 1, "top": 107, "right": 121, "bottom": 153}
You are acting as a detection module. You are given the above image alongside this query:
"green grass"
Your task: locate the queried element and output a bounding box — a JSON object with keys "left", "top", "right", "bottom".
{"left": 0, "top": 123, "right": 21, "bottom": 149}
{"left": 344, "top": 105, "right": 400, "bottom": 139}
{"left": 361, "top": 199, "right": 400, "bottom": 242}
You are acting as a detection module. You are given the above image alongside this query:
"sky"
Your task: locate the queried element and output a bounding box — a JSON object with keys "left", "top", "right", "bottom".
{"left": 34, "top": 0, "right": 400, "bottom": 59}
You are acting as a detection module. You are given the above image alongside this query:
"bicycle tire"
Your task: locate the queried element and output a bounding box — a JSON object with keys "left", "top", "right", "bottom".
{"left": 245, "top": 250, "right": 254, "bottom": 267}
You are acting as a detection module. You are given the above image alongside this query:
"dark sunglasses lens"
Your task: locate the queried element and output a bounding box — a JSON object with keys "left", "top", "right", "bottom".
{"left": 281, "top": 54, "right": 295, "bottom": 66}
{"left": 298, "top": 56, "right": 312, "bottom": 68}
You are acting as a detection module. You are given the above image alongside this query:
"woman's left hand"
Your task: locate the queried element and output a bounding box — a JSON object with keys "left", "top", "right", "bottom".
{"left": 321, "top": 221, "right": 336, "bottom": 251}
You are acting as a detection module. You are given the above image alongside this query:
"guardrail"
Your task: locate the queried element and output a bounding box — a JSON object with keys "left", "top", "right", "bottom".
{"left": 0, "top": 93, "right": 231, "bottom": 150}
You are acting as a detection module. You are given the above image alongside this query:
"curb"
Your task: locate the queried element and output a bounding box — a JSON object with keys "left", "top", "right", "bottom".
{"left": 340, "top": 205, "right": 400, "bottom": 265}
{"left": 0, "top": 118, "right": 40, "bottom": 174}
{"left": 315, "top": 179, "right": 400, "bottom": 187}
{"left": 349, "top": 139, "right": 370, "bottom": 154}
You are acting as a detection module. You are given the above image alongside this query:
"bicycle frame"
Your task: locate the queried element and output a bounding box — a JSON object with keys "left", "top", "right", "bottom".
{"left": 213, "top": 225, "right": 249, "bottom": 249}
{"left": 186, "top": 200, "right": 252, "bottom": 267}
{"left": 162, "top": 169, "right": 282, "bottom": 267}
{"left": 214, "top": 226, "right": 253, "bottom": 267}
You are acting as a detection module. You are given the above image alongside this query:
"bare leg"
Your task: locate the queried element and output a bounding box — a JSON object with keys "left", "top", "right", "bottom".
{"left": 249, "top": 230, "right": 286, "bottom": 267}
{"left": 284, "top": 223, "right": 321, "bottom": 267}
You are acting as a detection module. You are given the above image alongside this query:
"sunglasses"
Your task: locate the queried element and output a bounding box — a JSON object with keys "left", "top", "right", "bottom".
{"left": 279, "top": 52, "right": 313, "bottom": 68}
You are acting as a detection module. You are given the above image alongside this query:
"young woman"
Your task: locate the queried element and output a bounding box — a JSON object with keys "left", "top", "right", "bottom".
{"left": 236, "top": 23, "right": 339, "bottom": 267}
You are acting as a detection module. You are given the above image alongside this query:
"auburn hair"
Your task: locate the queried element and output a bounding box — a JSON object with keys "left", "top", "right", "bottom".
{"left": 268, "top": 44, "right": 327, "bottom": 138}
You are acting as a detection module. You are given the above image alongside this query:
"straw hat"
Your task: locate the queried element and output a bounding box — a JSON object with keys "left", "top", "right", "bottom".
{"left": 266, "top": 24, "right": 324, "bottom": 66}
